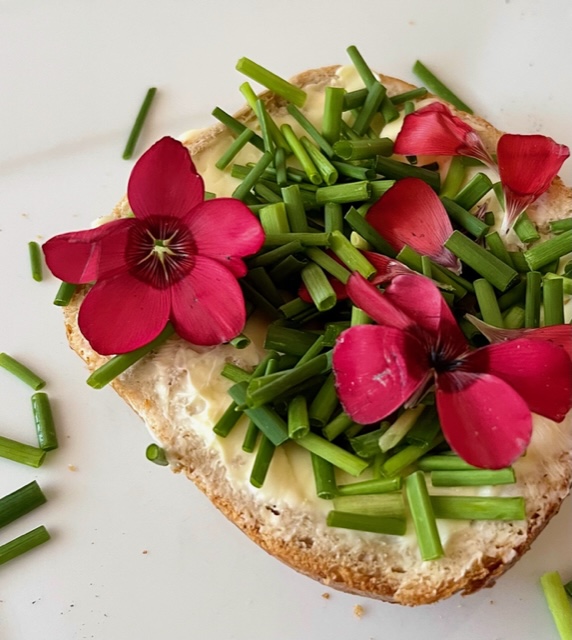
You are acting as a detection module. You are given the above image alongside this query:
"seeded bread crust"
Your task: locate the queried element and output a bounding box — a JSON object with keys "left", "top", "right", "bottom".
{"left": 62, "top": 66, "right": 572, "bottom": 605}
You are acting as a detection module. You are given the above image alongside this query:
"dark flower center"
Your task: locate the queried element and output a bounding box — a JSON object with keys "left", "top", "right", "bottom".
{"left": 127, "top": 215, "right": 196, "bottom": 288}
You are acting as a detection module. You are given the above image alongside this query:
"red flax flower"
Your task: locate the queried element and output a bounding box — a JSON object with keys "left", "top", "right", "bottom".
{"left": 497, "top": 134, "right": 570, "bottom": 233}
{"left": 393, "top": 103, "right": 494, "bottom": 165}
{"left": 43, "top": 136, "right": 265, "bottom": 355}
{"left": 332, "top": 273, "right": 571, "bottom": 469}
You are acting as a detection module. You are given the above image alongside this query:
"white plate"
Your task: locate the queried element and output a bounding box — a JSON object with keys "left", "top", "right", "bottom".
{"left": 0, "top": 1, "right": 570, "bottom": 638}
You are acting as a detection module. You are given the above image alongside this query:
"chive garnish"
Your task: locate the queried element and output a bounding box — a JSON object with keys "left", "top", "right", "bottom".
{"left": 315, "top": 180, "right": 371, "bottom": 205}
{"left": 336, "top": 477, "right": 402, "bottom": 496}
{"left": 213, "top": 401, "right": 243, "bottom": 437}
{"left": 236, "top": 57, "right": 307, "bottom": 108}
{"left": 333, "top": 138, "right": 393, "bottom": 161}
{"left": 0, "top": 525, "right": 50, "bottom": 566}
{"left": 221, "top": 363, "right": 252, "bottom": 384}
{"left": 232, "top": 151, "right": 274, "bottom": 201}
{"left": 242, "top": 421, "right": 260, "bottom": 453}
{"left": 396, "top": 245, "right": 468, "bottom": 297}
{"left": 311, "top": 453, "right": 337, "bottom": 500}
{"left": 215, "top": 127, "right": 254, "bottom": 170}
{"left": 329, "top": 230, "right": 376, "bottom": 278}
{"left": 301, "top": 263, "right": 337, "bottom": 311}
{"left": 333, "top": 493, "right": 406, "bottom": 518}
{"left": 350, "top": 305, "right": 371, "bottom": 326}
{"left": 540, "top": 571, "right": 572, "bottom": 640}
{"left": 524, "top": 230, "right": 572, "bottom": 271}
{"left": 322, "top": 412, "right": 354, "bottom": 441}
{"left": 390, "top": 87, "right": 428, "bottom": 105}
{"left": 327, "top": 511, "right": 406, "bottom": 536}
{"left": 323, "top": 202, "right": 344, "bottom": 234}
{"left": 545, "top": 271, "right": 572, "bottom": 295}
{"left": 280, "top": 124, "right": 321, "bottom": 185}
{"left": 350, "top": 427, "right": 387, "bottom": 459}
{"left": 513, "top": 211, "right": 540, "bottom": 244}
{"left": 211, "top": 107, "right": 264, "bottom": 151}
{"left": 430, "top": 496, "right": 525, "bottom": 520}
{"left": 229, "top": 333, "right": 251, "bottom": 349}
{"left": 412, "top": 61, "right": 473, "bottom": 113}
{"left": 0, "top": 481, "right": 47, "bottom": 529}
{"left": 259, "top": 203, "right": 290, "bottom": 234}
{"left": 264, "top": 325, "right": 319, "bottom": 356}
{"left": 280, "top": 185, "right": 308, "bottom": 234}
{"left": 508, "top": 250, "right": 531, "bottom": 273}
{"left": 250, "top": 435, "right": 276, "bottom": 488}
{"left": 308, "top": 373, "right": 338, "bottom": 427}
{"left": 441, "top": 197, "right": 489, "bottom": 239}
{"left": 53, "top": 281, "right": 77, "bottom": 306}
{"left": 322, "top": 86, "right": 345, "bottom": 145}
{"left": 0, "top": 353, "right": 46, "bottom": 390}
{"left": 382, "top": 434, "right": 444, "bottom": 477}
{"left": 525, "top": 271, "right": 542, "bottom": 328}
{"left": 485, "top": 231, "right": 514, "bottom": 267}
{"left": 549, "top": 218, "right": 572, "bottom": 235}
{"left": 31, "top": 392, "right": 58, "bottom": 451}
{"left": 28, "top": 241, "right": 43, "bottom": 282}
{"left": 379, "top": 405, "right": 426, "bottom": 452}
{"left": 342, "top": 88, "right": 368, "bottom": 111}
{"left": 352, "top": 82, "right": 386, "bottom": 137}
{"left": 300, "top": 137, "right": 338, "bottom": 185}
{"left": 296, "top": 432, "right": 369, "bottom": 477}
{"left": 305, "top": 247, "right": 350, "bottom": 284}
{"left": 145, "top": 443, "right": 168, "bottom": 466}
{"left": 375, "top": 157, "right": 440, "bottom": 191}
{"left": 405, "top": 471, "right": 444, "bottom": 561}
{"left": 330, "top": 161, "right": 376, "bottom": 182}
{"left": 416, "top": 454, "right": 479, "bottom": 471}
{"left": 543, "top": 277, "right": 565, "bottom": 326}
{"left": 474, "top": 279, "right": 504, "bottom": 328}
{"left": 122, "top": 87, "right": 157, "bottom": 160}
{"left": 287, "top": 395, "right": 310, "bottom": 440}
{"left": 440, "top": 157, "right": 466, "bottom": 200}
{"left": 286, "top": 104, "right": 334, "bottom": 157}
{"left": 346, "top": 45, "right": 377, "bottom": 87}
{"left": 430, "top": 468, "right": 515, "bottom": 487}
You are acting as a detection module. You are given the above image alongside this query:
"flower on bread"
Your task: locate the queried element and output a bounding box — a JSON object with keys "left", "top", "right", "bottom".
{"left": 43, "top": 136, "right": 264, "bottom": 355}
{"left": 332, "top": 273, "right": 572, "bottom": 469}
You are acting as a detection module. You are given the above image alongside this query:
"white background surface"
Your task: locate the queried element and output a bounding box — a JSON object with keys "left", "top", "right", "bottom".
{"left": 0, "top": 1, "right": 571, "bottom": 639}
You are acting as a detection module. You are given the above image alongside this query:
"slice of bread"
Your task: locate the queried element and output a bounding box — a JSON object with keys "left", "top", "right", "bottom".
{"left": 60, "top": 66, "right": 572, "bottom": 605}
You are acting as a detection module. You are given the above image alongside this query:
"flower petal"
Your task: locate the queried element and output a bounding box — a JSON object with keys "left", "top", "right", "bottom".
{"left": 497, "top": 134, "right": 570, "bottom": 229}
{"left": 186, "top": 198, "right": 265, "bottom": 277}
{"left": 78, "top": 272, "right": 170, "bottom": 355}
{"left": 436, "top": 371, "right": 532, "bottom": 469}
{"left": 170, "top": 255, "right": 245, "bottom": 346}
{"left": 462, "top": 339, "right": 572, "bottom": 422}
{"left": 363, "top": 251, "right": 415, "bottom": 285}
{"left": 43, "top": 218, "right": 135, "bottom": 284}
{"left": 127, "top": 137, "right": 204, "bottom": 220}
{"left": 333, "top": 325, "right": 429, "bottom": 425}
{"left": 393, "top": 103, "right": 493, "bottom": 164}
{"left": 365, "top": 178, "right": 460, "bottom": 271}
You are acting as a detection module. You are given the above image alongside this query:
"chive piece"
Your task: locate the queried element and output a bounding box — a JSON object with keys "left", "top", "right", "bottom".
{"left": 342, "top": 88, "right": 368, "bottom": 111}
{"left": 264, "top": 325, "right": 319, "bottom": 356}
{"left": 322, "top": 412, "right": 354, "bottom": 441}
{"left": 421, "top": 255, "right": 433, "bottom": 278}
{"left": 549, "top": 218, "right": 572, "bottom": 235}
{"left": 431, "top": 468, "right": 516, "bottom": 487}
{"left": 474, "top": 279, "right": 504, "bottom": 328}
{"left": 300, "top": 137, "right": 338, "bottom": 185}
{"left": 350, "top": 427, "right": 387, "bottom": 459}
{"left": 545, "top": 272, "right": 572, "bottom": 295}
{"left": 322, "top": 322, "right": 349, "bottom": 347}
{"left": 288, "top": 395, "right": 310, "bottom": 440}
{"left": 301, "top": 263, "right": 337, "bottom": 311}
{"left": 0, "top": 435, "right": 45, "bottom": 468}
{"left": 497, "top": 280, "right": 526, "bottom": 311}
{"left": 405, "top": 471, "right": 444, "bottom": 561}
{"left": 327, "top": 511, "right": 406, "bottom": 535}
{"left": 485, "top": 231, "right": 514, "bottom": 267}
{"left": 232, "top": 151, "right": 274, "bottom": 201}
{"left": 264, "top": 232, "right": 330, "bottom": 248}
{"left": 375, "top": 157, "right": 440, "bottom": 191}
{"left": 508, "top": 250, "right": 531, "bottom": 273}
{"left": 286, "top": 104, "right": 334, "bottom": 157}
{"left": 31, "top": 392, "right": 58, "bottom": 451}
{"left": 254, "top": 182, "right": 282, "bottom": 204}
{"left": 445, "top": 230, "right": 518, "bottom": 291}
{"left": 524, "top": 230, "right": 572, "bottom": 271}
{"left": 122, "top": 87, "right": 157, "bottom": 159}
{"left": 441, "top": 197, "right": 489, "bottom": 239}
{"left": 453, "top": 172, "right": 493, "bottom": 210}
{"left": 269, "top": 256, "right": 308, "bottom": 287}
{"left": 351, "top": 305, "right": 371, "bottom": 326}
{"left": 236, "top": 57, "right": 306, "bottom": 107}
{"left": 229, "top": 333, "right": 251, "bottom": 349}
{"left": 0, "top": 525, "right": 50, "bottom": 566}
{"left": 333, "top": 138, "right": 393, "bottom": 161}
{"left": 315, "top": 181, "right": 371, "bottom": 206}
{"left": 440, "top": 157, "right": 466, "bottom": 199}
{"left": 305, "top": 247, "right": 350, "bottom": 284}
{"left": 0, "top": 353, "right": 46, "bottom": 390}
{"left": 255, "top": 98, "right": 289, "bottom": 153}
{"left": 242, "top": 421, "right": 259, "bottom": 453}
{"left": 28, "top": 241, "right": 43, "bottom": 281}
{"left": 540, "top": 571, "right": 572, "bottom": 640}
{"left": 336, "top": 477, "right": 402, "bottom": 496}
{"left": 380, "top": 93, "right": 400, "bottom": 123}
{"left": 417, "top": 455, "right": 479, "bottom": 471}
{"left": 87, "top": 324, "right": 175, "bottom": 389}
{"left": 430, "top": 496, "right": 525, "bottom": 520}
{"left": 344, "top": 207, "right": 397, "bottom": 257}
{"left": 383, "top": 434, "right": 444, "bottom": 477}
{"left": 249, "top": 434, "right": 276, "bottom": 489}
{"left": 404, "top": 100, "right": 415, "bottom": 116}
{"left": 281, "top": 185, "right": 308, "bottom": 233}
{"left": 331, "top": 161, "right": 375, "bottom": 182}
{"left": 249, "top": 241, "right": 304, "bottom": 269}
{"left": 274, "top": 147, "right": 287, "bottom": 187}
{"left": 525, "top": 271, "right": 542, "bottom": 328}
{"left": 324, "top": 202, "right": 344, "bottom": 233}
{"left": 329, "top": 230, "right": 376, "bottom": 278}
{"left": 259, "top": 203, "right": 290, "bottom": 235}
{"left": 390, "top": 87, "right": 428, "bottom": 105}
{"left": 543, "top": 277, "right": 565, "bottom": 326}
{"left": 396, "top": 246, "right": 468, "bottom": 297}
{"left": 213, "top": 401, "right": 242, "bottom": 437}
{"left": 346, "top": 45, "right": 377, "bottom": 87}
{"left": 53, "top": 281, "right": 77, "bottom": 306}
{"left": 215, "top": 128, "right": 254, "bottom": 170}
{"left": 220, "top": 363, "right": 251, "bottom": 384}
{"left": 502, "top": 305, "right": 525, "bottom": 329}
{"left": 379, "top": 405, "right": 426, "bottom": 452}
{"left": 353, "top": 82, "right": 386, "bottom": 136}
{"left": 311, "top": 453, "right": 337, "bottom": 500}
{"left": 514, "top": 211, "right": 540, "bottom": 244}
{"left": 334, "top": 493, "right": 406, "bottom": 518}
{"left": 280, "top": 124, "right": 321, "bottom": 185}
{"left": 212, "top": 107, "right": 264, "bottom": 151}
{"left": 0, "top": 481, "right": 47, "bottom": 529}
{"left": 369, "top": 180, "right": 396, "bottom": 201}
{"left": 279, "top": 297, "right": 312, "bottom": 320}
{"left": 412, "top": 61, "right": 473, "bottom": 113}
{"left": 484, "top": 211, "right": 495, "bottom": 226}
{"left": 322, "top": 86, "right": 345, "bottom": 145}
{"left": 308, "top": 373, "right": 338, "bottom": 427}
{"left": 297, "top": 432, "right": 369, "bottom": 477}
{"left": 146, "top": 443, "right": 168, "bottom": 466}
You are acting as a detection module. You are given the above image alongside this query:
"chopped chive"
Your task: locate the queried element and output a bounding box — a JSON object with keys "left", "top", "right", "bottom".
{"left": 441, "top": 197, "right": 489, "bottom": 239}
{"left": 254, "top": 182, "right": 282, "bottom": 204}
{"left": 545, "top": 272, "right": 572, "bottom": 295}
{"left": 232, "top": 151, "right": 274, "bottom": 201}
{"left": 404, "top": 100, "right": 416, "bottom": 116}
{"left": 259, "top": 202, "right": 290, "bottom": 234}
{"left": 297, "top": 432, "right": 369, "bottom": 477}
{"left": 353, "top": 82, "right": 386, "bottom": 136}
{"left": 280, "top": 124, "right": 321, "bottom": 184}
{"left": 279, "top": 297, "right": 312, "bottom": 320}
{"left": 484, "top": 211, "right": 496, "bottom": 226}
{"left": 122, "top": 87, "right": 157, "bottom": 160}
{"left": 331, "top": 160, "right": 375, "bottom": 181}
{"left": 440, "top": 157, "right": 466, "bottom": 199}
{"left": 430, "top": 496, "right": 525, "bottom": 520}
{"left": 229, "top": 333, "right": 251, "bottom": 349}
{"left": 274, "top": 147, "right": 288, "bottom": 187}
{"left": 390, "top": 87, "right": 428, "bottom": 105}
{"left": 329, "top": 230, "right": 376, "bottom": 278}
{"left": 300, "top": 137, "right": 338, "bottom": 185}
{"left": 508, "top": 250, "right": 531, "bottom": 272}
{"left": 0, "top": 435, "right": 45, "bottom": 468}
{"left": 249, "top": 241, "right": 304, "bottom": 268}
{"left": 0, "top": 353, "right": 46, "bottom": 390}
{"left": 375, "top": 156, "right": 440, "bottom": 191}
{"left": 333, "top": 493, "right": 406, "bottom": 518}
{"left": 308, "top": 373, "right": 338, "bottom": 427}
{"left": 305, "top": 247, "right": 350, "bottom": 284}
{"left": 287, "top": 395, "right": 310, "bottom": 440}
{"left": 250, "top": 434, "right": 276, "bottom": 488}
{"left": 382, "top": 434, "right": 444, "bottom": 477}
{"left": 431, "top": 468, "right": 515, "bottom": 486}
{"left": 254, "top": 99, "right": 275, "bottom": 152}
{"left": 445, "top": 230, "right": 518, "bottom": 291}
{"left": 322, "top": 86, "right": 345, "bottom": 145}
{"left": 264, "top": 325, "right": 319, "bottom": 356}
{"left": 412, "top": 61, "right": 473, "bottom": 113}
{"left": 474, "top": 279, "right": 504, "bottom": 328}
{"left": 549, "top": 218, "right": 572, "bottom": 235}
{"left": 315, "top": 180, "right": 371, "bottom": 206}
{"left": 215, "top": 127, "right": 254, "bottom": 170}
{"left": 453, "top": 172, "right": 494, "bottom": 210}
{"left": 205, "top": 191, "right": 216, "bottom": 200}
{"left": 236, "top": 57, "right": 306, "bottom": 107}
{"left": 396, "top": 245, "right": 468, "bottom": 297}
{"left": 417, "top": 454, "right": 478, "bottom": 471}
{"left": 336, "top": 476, "right": 402, "bottom": 496}
{"left": 524, "top": 230, "right": 572, "bottom": 271}
{"left": 146, "top": 443, "right": 168, "bottom": 466}
{"left": 53, "top": 281, "right": 77, "bottom": 306}
{"left": 241, "top": 279, "right": 281, "bottom": 318}
{"left": 346, "top": 45, "right": 377, "bottom": 87}
{"left": 286, "top": 104, "right": 334, "bottom": 157}
{"left": 327, "top": 511, "right": 406, "bottom": 535}
{"left": 0, "top": 481, "right": 47, "bottom": 529}
{"left": 333, "top": 138, "right": 393, "bottom": 161}
{"left": 31, "top": 392, "right": 58, "bottom": 451}
{"left": 502, "top": 304, "right": 525, "bottom": 329}
{"left": 514, "top": 211, "right": 540, "bottom": 244}
{"left": 340, "top": 119, "right": 361, "bottom": 141}
{"left": 543, "top": 277, "right": 565, "bottom": 326}
{"left": 28, "top": 241, "right": 43, "bottom": 281}
{"left": 368, "top": 179, "right": 396, "bottom": 201}
{"left": 350, "top": 427, "right": 387, "bottom": 459}
{"left": 213, "top": 401, "right": 243, "bottom": 437}
{"left": 87, "top": 324, "right": 175, "bottom": 389}
{"left": 342, "top": 88, "right": 368, "bottom": 111}
{"left": 405, "top": 471, "right": 444, "bottom": 561}
{"left": 0, "top": 525, "right": 50, "bottom": 566}
{"left": 322, "top": 322, "right": 350, "bottom": 347}
{"left": 525, "top": 271, "right": 542, "bottom": 328}
{"left": 242, "top": 421, "right": 259, "bottom": 453}
{"left": 421, "top": 255, "right": 433, "bottom": 278}
{"left": 344, "top": 206, "right": 396, "bottom": 256}
{"left": 351, "top": 305, "right": 371, "bottom": 326}
{"left": 540, "top": 571, "right": 572, "bottom": 640}
{"left": 324, "top": 202, "right": 344, "bottom": 233}
{"left": 280, "top": 185, "right": 308, "bottom": 233}
{"left": 565, "top": 580, "right": 572, "bottom": 598}
{"left": 379, "top": 405, "right": 426, "bottom": 452}
{"left": 220, "top": 363, "right": 251, "bottom": 384}
{"left": 322, "top": 412, "right": 354, "bottom": 441}
{"left": 379, "top": 94, "right": 400, "bottom": 123}
{"left": 311, "top": 453, "right": 337, "bottom": 500}
{"left": 301, "top": 263, "right": 337, "bottom": 311}
{"left": 485, "top": 231, "right": 514, "bottom": 267}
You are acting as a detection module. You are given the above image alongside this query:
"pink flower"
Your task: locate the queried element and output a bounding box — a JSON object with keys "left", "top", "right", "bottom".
{"left": 332, "top": 273, "right": 571, "bottom": 469}
{"left": 393, "top": 103, "right": 494, "bottom": 165}
{"left": 497, "top": 134, "right": 570, "bottom": 232}
{"left": 365, "top": 178, "right": 461, "bottom": 273}
{"left": 43, "top": 136, "right": 265, "bottom": 355}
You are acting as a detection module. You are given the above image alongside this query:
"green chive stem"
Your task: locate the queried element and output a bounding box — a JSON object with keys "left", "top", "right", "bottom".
{"left": 281, "top": 185, "right": 308, "bottom": 233}
{"left": 242, "top": 421, "right": 260, "bottom": 453}
{"left": 322, "top": 86, "right": 345, "bottom": 145}
{"left": 344, "top": 207, "right": 397, "bottom": 257}
{"left": 0, "top": 525, "right": 50, "bottom": 566}
{"left": 28, "top": 241, "right": 43, "bottom": 281}
{"left": 375, "top": 156, "right": 440, "bottom": 191}
{"left": 236, "top": 57, "right": 306, "bottom": 107}
{"left": 0, "top": 435, "right": 46, "bottom": 468}
{"left": 390, "top": 87, "right": 428, "bottom": 105}
{"left": 430, "top": 495, "right": 525, "bottom": 520}
{"left": 280, "top": 124, "right": 321, "bottom": 185}
{"left": 474, "top": 278, "right": 504, "bottom": 328}
{"left": 322, "top": 412, "right": 354, "bottom": 441}
{"left": 524, "top": 230, "right": 572, "bottom": 271}
{"left": 213, "top": 401, "right": 243, "bottom": 437}
{"left": 485, "top": 231, "right": 514, "bottom": 267}
{"left": 431, "top": 468, "right": 515, "bottom": 486}
{"left": 315, "top": 180, "right": 371, "bottom": 205}
{"left": 346, "top": 45, "right": 377, "bottom": 87}
{"left": 540, "top": 571, "right": 572, "bottom": 640}
{"left": 453, "top": 172, "right": 493, "bottom": 210}
{"left": 308, "top": 373, "right": 338, "bottom": 427}
{"left": 311, "top": 453, "right": 337, "bottom": 500}
{"left": 259, "top": 202, "right": 290, "bottom": 234}
{"left": 0, "top": 481, "right": 47, "bottom": 529}
{"left": 53, "top": 281, "right": 77, "bottom": 306}
{"left": 263, "top": 232, "right": 330, "bottom": 248}
{"left": 301, "top": 262, "right": 337, "bottom": 311}
{"left": 514, "top": 212, "right": 540, "bottom": 244}
{"left": 379, "top": 405, "right": 426, "bottom": 452}
{"left": 405, "top": 471, "right": 444, "bottom": 560}
{"left": 122, "top": 87, "right": 157, "bottom": 160}
{"left": 525, "top": 271, "right": 542, "bottom": 328}
{"left": 31, "top": 392, "right": 58, "bottom": 451}
{"left": 250, "top": 435, "right": 276, "bottom": 488}
{"left": 288, "top": 395, "right": 310, "bottom": 440}
{"left": 297, "top": 432, "right": 369, "bottom": 477}
{"left": 333, "top": 138, "right": 393, "bottom": 161}
{"left": 353, "top": 82, "right": 386, "bottom": 136}
{"left": 412, "top": 61, "right": 473, "bottom": 113}
{"left": 329, "top": 230, "right": 376, "bottom": 278}
{"left": 215, "top": 127, "right": 254, "bottom": 170}
{"left": 286, "top": 104, "right": 334, "bottom": 157}
{"left": 543, "top": 277, "right": 565, "bottom": 326}
{"left": 0, "top": 353, "right": 46, "bottom": 390}
{"left": 211, "top": 107, "right": 264, "bottom": 151}
{"left": 441, "top": 197, "right": 489, "bottom": 239}
{"left": 327, "top": 511, "right": 406, "bottom": 535}
{"left": 336, "top": 477, "right": 402, "bottom": 496}
{"left": 300, "top": 137, "right": 338, "bottom": 185}
{"left": 417, "top": 454, "right": 479, "bottom": 471}
{"left": 305, "top": 247, "right": 350, "bottom": 284}
{"left": 324, "top": 202, "right": 344, "bottom": 233}
{"left": 440, "top": 157, "right": 466, "bottom": 200}
{"left": 502, "top": 305, "right": 525, "bottom": 329}
{"left": 232, "top": 151, "right": 274, "bottom": 201}
{"left": 145, "top": 443, "right": 168, "bottom": 466}
{"left": 549, "top": 219, "right": 572, "bottom": 235}
{"left": 333, "top": 493, "right": 406, "bottom": 518}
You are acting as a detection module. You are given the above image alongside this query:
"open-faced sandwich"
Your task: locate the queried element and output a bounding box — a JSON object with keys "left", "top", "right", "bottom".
{"left": 42, "top": 47, "right": 572, "bottom": 605}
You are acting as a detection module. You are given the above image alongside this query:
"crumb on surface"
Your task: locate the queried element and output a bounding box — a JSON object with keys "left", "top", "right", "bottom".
{"left": 353, "top": 604, "right": 364, "bottom": 618}
{"left": 68, "top": 464, "right": 78, "bottom": 471}
{"left": 142, "top": 550, "right": 148, "bottom": 555}
{"left": 321, "top": 592, "right": 330, "bottom": 600}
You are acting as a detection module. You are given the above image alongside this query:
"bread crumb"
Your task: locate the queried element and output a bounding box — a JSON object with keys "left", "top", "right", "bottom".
{"left": 68, "top": 464, "right": 77, "bottom": 472}
{"left": 353, "top": 604, "right": 364, "bottom": 618}
{"left": 321, "top": 592, "right": 330, "bottom": 600}
{"left": 142, "top": 550, "right": 148, "bottom": 555}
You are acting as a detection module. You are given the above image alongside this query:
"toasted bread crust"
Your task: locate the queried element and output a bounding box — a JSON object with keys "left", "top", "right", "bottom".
{"left": 62, "top": 66, "right": 572, "bottom": 605}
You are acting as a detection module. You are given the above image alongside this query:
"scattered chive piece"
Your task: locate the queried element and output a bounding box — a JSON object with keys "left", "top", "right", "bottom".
{"left": 229, "top": 333, "right": 251, "bottom": 349}
{"left": 31, "top": 392, "right": 58, "bottom": 451}
{"left": 431, "top": 468, "right": 515, "bottom": 486}
{"left": 249, "top": 241, "right": 304, "bottom": 268}
{"left": 440, "top": 157, "right": 466, "bottom": 199}
{"left": 329, "top": 230, "right": 376, "bottom": 278}
{"left": 215, "top": 127, "right": 254, "bottom": 170}
{"left": 565, "top": 580, "right": 572, "bottom": 599}
{"left": 498, "top": 281, "right": 528, "bottom": 312}
{"left": 264, "top": 325, "right": 319, "bottom": 356}
{"left": 220, "top": 363, "right": 251, "bottom": 384}
{"left": 441, "top": 197, "right": 489, "bottom": 239}
{"left": 396, "top": 245, "right": 468, "bottom": 297}
{"left": 524, "top": 230, "right": 572, "bottom": 271}
{"left": 514, "top": 211, "right": 540, "bottom": 244}
{"left": 308, "top": 373, "right": 338, "bottom": 427}
{"left": 213, "top": 401, "right": 243, "bottom": 437}
{"left": 421, "top": 255, "right": 433, "bottom": 278}
{"left": 484, "top": 211, "right": 495, "bottom": 226}
{"left": 0, "top": 481, "right": 47, "bottom": 529}
{"left": 274, "top": 147, "right": 287, "bottom": 187}
{"left": 300, "top": 137, "right": 338, "bottom": 185}
{"left": 331, "top": 160, "right": 375, "bottom": 182}
{"left": 382, "top": 434, "right": 444, "bottom": 477}
{"left": 232, "top": 151, "right": 274, "bottom": 201}
{"left": 264, "top": 232, "right": 330, "bottom": 248}
{"left": 297, "top": 432, "right": 369, "bottom": 477}
{"left": 353, "top": 82, "right": 386, "bottom": 136}
{"left": 549, "top": 218, "right": 572, "bottom": 235}
{"left": 211, "top": 107, "right": 264, "bottom": 151}
{"left": 453, "top": 172, "right": 493, "bottom": 210}
{"left": 502, "top": 304, "right": 525, "bottom": 329}
{"left": 315, "top": 180, "right": 371, "bottom": 205}
{"left": 28, "top": 241, "right": 43, "bottom": 281}
{"left": 280, "top": 124, "right": 321, "bottom": 185}
{"left": 350, "top": 427, "right": 388, "bottom": 459}
{"left": 288, "top": 395, "right": 310, "bottom": 440}
{"left": 122, "top": 87, "right": 157, "bottom": 160}
{"left": 236, "top": 57, "right": 307, "bottom": 108}
{"left": 259, "top": 202, "right": 290, "bottom": 234}
{"left": 545, "top": 272, "right": 572, "bottom": 295}
{"left": 301, "top": 263, "right": 337, "bottom": 311}
{"left": 322, "top": 86, "right": 345, "bottom": 145}
{"left": 250, "top": 434, "right": 276, "bottom": 488}
{"left": 145, "top": 443, "right": 168, "bottom": 466}
{"left": 543, "top": 277, "right": 565, "bottom": 326}
{"left": 540, "top": 571, "right": 572, "bottom": 640}
{"left": 375, "top": 156, "right": 440, "bottom": 191}
{"left": 333, "top": 493, "right": 406, "bottom": 518}
{"left": 242, "top": 421, "right": 259, "bottom": 453}
{"left": 430, "top": 496, "right": 525, "bottom": 520}
{"left": 87, "top": 324, "right": 175, "bottom": 389}
{"left": 0, "top": 435, "right": 45, "bottom": 468}
{"left": 344, "top": 207, "right": 397, "bottom": 257}
{"left": 380, "top": 93, "right": 400, "bottom": 123}
{"left": 53, "top": 281, "right": 77, "bottom": 306}
{"left": 0, "top": 353, "right": 46, "bottom": 390}
{"left": 485, "top": 231, "right": 514, "bottom": 267}
{"left": 327, "top": 511, "right": 406, "bottom": 536}
{"left": 404, "top": 471, "right": 444, "bottom": 561}
{"left": 0, "top": 525, "right": 50, "bottom": 566}
{"left": 322, "top": 412, "right": 354, "bottom": 441}
{"left": 379, "top": 405, "right": 426, "bottom": 452}
{"left": 280, "top": 185, "right": 308, "bottom": 233}
{"left": 351, "top": 305, "right": 371, "bottom": 326}
{"left": 474, "top": 279, "right": 504, "bottom": 328}
{"left": 324, "top": 202, "right": 344, "bottom": 233}
{"left": 525, "top": 271, "right": 542, "bottom": 328}
{"left": 336, "top": 477, "right": 402, "bottom": 496}
{"left": 306, "top": 247, "right": 350, "bottom": 284}
{"left": 404, "top": 100, "right": 416, "bottom": 116}
{"left": 417, "top": 454, "right": 478, "bottom": 471}
{"left": 311, "top": 453, "right": 337, "bottom": 500}
{"left": 342, "top": 88, "right": 368, "bottom": 111}
{"left": 333, "top": 138, "right": 393, "bottom": 161}
{"left": 346, "top": 45, "right": 377, "bottom": 87}
{"left": 286, "top": 104, "right": 334, "bottom": 157}
{"left": 508, "top": 250, "right": 531, "bottom": 273}
{"left": 390, "top": 86, "right": 428, "bottom": 105}
{"left": 412, "top": 61, "right": 473, "bottom": 113}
